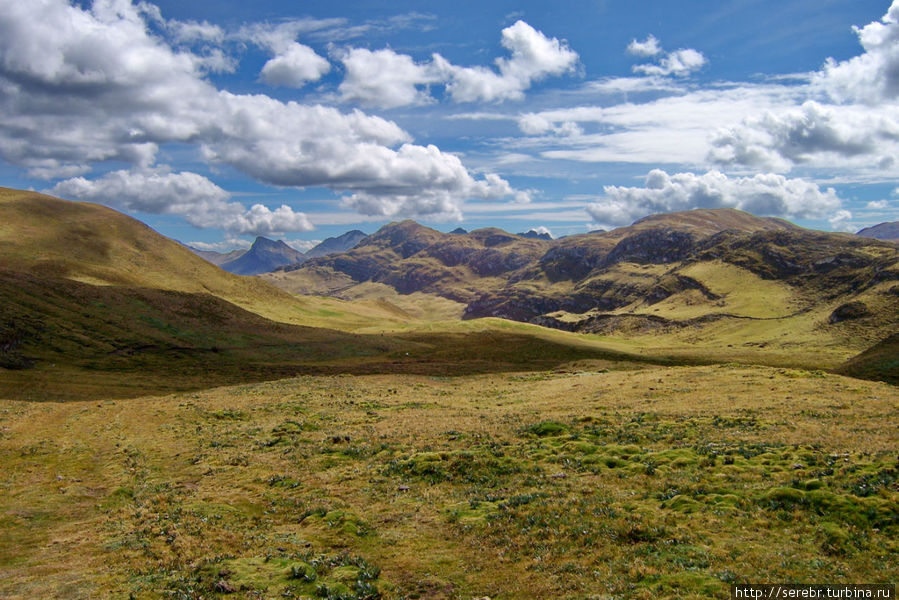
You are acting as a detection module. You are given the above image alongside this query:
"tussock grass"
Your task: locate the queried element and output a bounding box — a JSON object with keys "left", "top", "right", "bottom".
{"left": 1, "top": 365, "right": 896, "bottom": 599}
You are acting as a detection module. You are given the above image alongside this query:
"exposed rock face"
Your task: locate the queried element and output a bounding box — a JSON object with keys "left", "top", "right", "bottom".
{"left": 603, "top": 229, "right": 696, "bottom": 266}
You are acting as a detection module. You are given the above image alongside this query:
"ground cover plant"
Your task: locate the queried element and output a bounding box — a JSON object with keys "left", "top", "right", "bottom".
{"left": 1, "top": 363, "right": 895, "bottom": 599}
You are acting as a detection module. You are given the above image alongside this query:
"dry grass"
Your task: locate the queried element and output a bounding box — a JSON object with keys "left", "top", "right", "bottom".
{"left": 1, "top": 364, "right": 896, "bottom": 599}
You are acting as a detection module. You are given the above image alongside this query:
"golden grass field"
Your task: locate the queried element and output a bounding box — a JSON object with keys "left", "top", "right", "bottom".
{"left": 1, "top": 187, "right": 897, "bottom": 599}
{"left": 1, "top": 363, "right": 896, "bottom": 599}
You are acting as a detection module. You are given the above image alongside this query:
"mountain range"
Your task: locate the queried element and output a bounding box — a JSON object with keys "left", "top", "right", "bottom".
{"left": 186, "top": 230, "right": 366, "bottom": 275}
{"left": 269, "top": 210, "right": 897, "bottom": 328}
{"left": 1, "top": 185, "right": 897, "bottom": 396}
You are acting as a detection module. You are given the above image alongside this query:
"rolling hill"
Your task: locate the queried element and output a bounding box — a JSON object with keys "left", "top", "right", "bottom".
{"left": 270, "top": 209, "right": 899, "bottom": 373}
{"left": 0, "top": 187, "right": 664, "bottom": 399}
{"left": 184, "top": 244, "right": 246, "bottom": 266}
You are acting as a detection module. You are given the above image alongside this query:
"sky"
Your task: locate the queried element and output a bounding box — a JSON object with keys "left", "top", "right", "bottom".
{"left": 0, "top": 0, "right": 897, "bottom": 251}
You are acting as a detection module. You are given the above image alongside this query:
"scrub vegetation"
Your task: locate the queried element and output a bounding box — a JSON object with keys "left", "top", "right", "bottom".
{"left": 1, "top": 187, "right": 897, "bottom": 598}
{"left": 1, "top": 366, "right": 896, "bottom": 599}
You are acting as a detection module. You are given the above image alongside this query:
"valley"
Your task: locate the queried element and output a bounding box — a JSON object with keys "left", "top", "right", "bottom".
{"left": 0, "top": 187, "right": 897, "bottom": 599}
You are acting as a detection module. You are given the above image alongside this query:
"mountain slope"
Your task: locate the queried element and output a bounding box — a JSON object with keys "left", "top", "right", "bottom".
{"left": 221, "top": 236, "right": 305, "bottom": 275}
{"left": 303, "top": 229, "right": 367, "bottom": 260}
{"left": 857, "top": 221, "right": 899, "bottom": 242}
{"left": 276, "top": 219, "right": 552, "bottom": 303}
{"left": 0, "top": 187, "right": 411, "bottom": 330}
{"left": 186, "top": 244, "right": 246, "bottom": 266}
{"left": 837, "top": 332, "right": 899, "bottom": 384}
{"left": 0, "top": 187, "right": 668, "bottom": 398}
{"left": 271, "top": 209, "right": 899, "bottom": 369}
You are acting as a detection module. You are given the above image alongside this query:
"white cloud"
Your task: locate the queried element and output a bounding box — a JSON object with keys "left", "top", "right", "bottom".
{"left": 283, "top": 238, "right": 321, "bottom": 252}
{"left": 440, "top": 20, "right": 579, "bottom": 103}
{"left": 337, "top": 47, "right": 439, "bottom": 108}
{"left": 867, "top": 199, "right": 889, "bottom": 209}
{"left": 339, "top": 145, "right": 519, "bottom": 220}
{"left": 167, "top": 19, "right": 225, "bottom": 44}
{"left": 708, "top": 3, "right": 899, "bottom": 174}
{"left": 528, "top": 225, "right": 554, "bottom": 238}
{"left": 517, "top": 84, "right": 806, "bottom": 166}
{"left": 49, "top": 168, "right": 314, "bottom": 235}
{"left": 709, "top": 100, "right": 898, "bottom": 171}
{"left": 627, "top": 35, "right": 705, "bottom": 77}
{"left": 237, "top": 20, "right": 331, "bottom": 87}
{"left": 260, "top": 42, "right": 330, "bottom": 87}
{"left": 627, "top": 35, "right": 661, "bottom": 58}
{"left": 816, "top": 0, "right": 899, "bottom": 104}
{"left": 188, "top": 238, "right": 252, "bottom": 252}
{"left": 829, "top": 209, "right": 854, "bottom": 232}
{"left": 586, "top": 169, "right": 842, "bottom": 227}
{"left": 333, "top": 20, "right": 578, "bottom": 107}
{"left": 0, "top": 0, "right": 520, "bottom": 222}
{"left": 634, "top": 48, "right": 707, "bottom": 77}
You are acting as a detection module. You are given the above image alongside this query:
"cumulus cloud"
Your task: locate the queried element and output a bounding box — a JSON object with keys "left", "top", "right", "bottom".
{"left": 828, "top": 209, "right": 854, "bottom": 232}
{"left": 628, "top": 36, "right": 706, "bottom": 77}
{"left": 867, "top": 199, "right": 888, "bottom": 209}
{"left": 816, "top": 0, "right": 899, "bottom": 104}
{"left": 337, "top": 47, "right": 440, "bottom": 108}
{"left": 709, "top": 3, "right": 899, "bottom": 173}
{"left": 518, "top": 112, "right": 583, "bottom": 136}
{"left": 634, "top": 48, "right": 706, "bottom": 77}
{"left": 335, "top": 20, "right": 578, "bottom": 107}
{"left": 259, "top": 42, "right": 330, "bottom": 87}
{"left": 586, "top": 169, "right": 842, "bottom": 227}
{"left": 0, "top": 0, "right": 519, "bottom": 223}
{"left": 237, "top": 20, "right": 331, "bottom": 87}
{"left": 49, "top": 169, "right": 314, "bottom": 235}
{"left": 188, "top": 238, "right": 252, "bottom": 252}
{"left": 627, "top": 35, "right": 661, "bottom": 58}
{"left": 340, "top": 146, "right": 519, "bottom": 220}
{"left": 709, "top": 100, "right": 897, "bottom": 171}
{"left": 528, "top": 225, "right": 554, "bottom": 238}
{"left": 441, "top": 20, "right": 579, "bottom": 102}
{"left": 515, "top": 84, "right": 808, "bottom": 167}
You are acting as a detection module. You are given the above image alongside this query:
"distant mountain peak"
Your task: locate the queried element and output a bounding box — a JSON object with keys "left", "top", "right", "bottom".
{"left": 303, "top": 230, "right": 367, "bottom": 261}
{"left": 518, "top": 229, "right": 553, "bottom": 240}
{"left": 628, "top": 208, "right": 799, "bottom": 236}
{"left": 857, "top": 221, "right": 899, "bottom": 242}
{"left": 221, "top": 236, "right": 305, "bottom": 276}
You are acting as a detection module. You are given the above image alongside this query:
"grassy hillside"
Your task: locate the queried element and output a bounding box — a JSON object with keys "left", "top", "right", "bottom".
{"left": 838, "top": 333, "right": 899, "bottom": 384}
{"left": 269, "top": 209, "right": 899, "bottom": 380}
{"left": 1, "top": 365, "right": 895, "bottom": 599}
{"left": 0, "top": 187, "right": 408, "bottom": 331}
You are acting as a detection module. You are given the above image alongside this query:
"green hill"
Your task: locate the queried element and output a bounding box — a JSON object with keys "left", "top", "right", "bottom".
{"left": 269, "top": 209, "right": 899, "bottom": 373}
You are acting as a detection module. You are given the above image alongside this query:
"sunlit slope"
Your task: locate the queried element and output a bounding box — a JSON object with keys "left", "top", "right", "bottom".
{"left": 0, "top": 187, "right": 407, "bottom": 330}
{"left": 269, "top": 207, "right": 899, "bottom": 373}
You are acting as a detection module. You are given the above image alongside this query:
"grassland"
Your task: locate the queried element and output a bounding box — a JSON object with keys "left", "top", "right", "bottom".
{"left": 1, "top": 364, "right": 896, "bottom": 599}
{"left": 1, "top": 187, "right": 897, "bottom": 598}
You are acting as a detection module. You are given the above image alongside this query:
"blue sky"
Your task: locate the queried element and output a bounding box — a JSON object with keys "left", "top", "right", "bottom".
{"left": 0, "top": 0, "right": 896, "bottom": 251}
